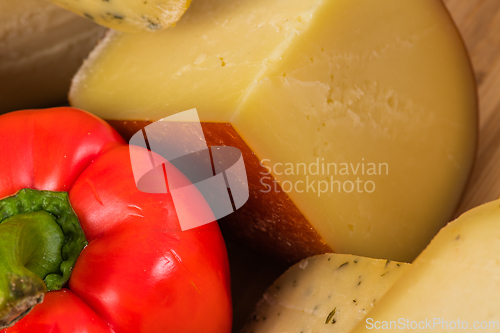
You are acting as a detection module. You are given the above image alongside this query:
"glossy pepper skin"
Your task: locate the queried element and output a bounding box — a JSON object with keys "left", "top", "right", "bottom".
{"left": 0, "top": 107, "right": 232, "bottom": 333}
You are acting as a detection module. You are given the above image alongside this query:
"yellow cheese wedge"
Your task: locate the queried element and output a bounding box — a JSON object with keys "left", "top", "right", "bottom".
{"left": 241, "top": 253, "right": 409, "bottom": 333}
{"left": 50, "top": 0, "right": 191, "bottom": 32}
{"left": 0, "top": 0, "right": 105, "bottom": 113}
{"left": 351, "top": 200, "right": 500, "bottom": 332}
{"left": 70, "top": 0, "right": 477, "bottom": 262}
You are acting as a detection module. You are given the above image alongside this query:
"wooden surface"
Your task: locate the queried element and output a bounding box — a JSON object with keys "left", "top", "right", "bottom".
{"left": 443, "top": 0, "right": 500, "bottom": 215}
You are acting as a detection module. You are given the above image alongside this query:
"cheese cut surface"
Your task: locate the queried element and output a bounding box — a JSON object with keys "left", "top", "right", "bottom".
{"left": 50, "top": 0, "right": 191, "bottom": 33}
{"left": 241, "top": 253, "right": 409, "bottom": 333}
{"left": 351, "top": 200, "right": 500, "bottom": 333}
{"left": 71, "top": 0, "right": 477, "bottom": 262}
{"left": 0, "top": 0, "right": 105, "bottom": 113}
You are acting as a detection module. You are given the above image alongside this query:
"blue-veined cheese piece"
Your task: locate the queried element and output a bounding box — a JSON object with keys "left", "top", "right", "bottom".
{"left": 50, "top": 0, "right": 191, "bottom": 32}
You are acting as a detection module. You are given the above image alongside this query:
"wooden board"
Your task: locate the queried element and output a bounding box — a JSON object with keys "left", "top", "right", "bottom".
{"left": 443, "top": 0, "right": 500, "bottom": 216}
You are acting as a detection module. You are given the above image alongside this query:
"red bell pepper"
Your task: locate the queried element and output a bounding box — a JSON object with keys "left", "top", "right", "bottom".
{"left": 0, "top": 107, "right": 232, "bottom": 333}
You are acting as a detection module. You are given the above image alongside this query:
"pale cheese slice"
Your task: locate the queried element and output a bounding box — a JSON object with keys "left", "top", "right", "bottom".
{"left": 351, "top": 200, "right": 500, "bottom": 332}
{"left": 241, "top": 254, "right": 409, "bottom": 333}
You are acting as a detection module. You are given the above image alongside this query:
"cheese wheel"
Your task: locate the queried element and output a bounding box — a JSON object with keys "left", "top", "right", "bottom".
{"left": 0, "top": 0, "right": 105, "bottom": 113}
{"left": 70, "top": 0, "right": 477, "bottom": 262}
{"left": 241, "top": 253, "right": 409, "bottom": 333}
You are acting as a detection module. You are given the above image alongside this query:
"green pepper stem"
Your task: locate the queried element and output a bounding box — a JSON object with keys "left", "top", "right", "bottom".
{"left": 0, "top": 189, "right": 87, "bottom": 329}
{"left": 0, "top": 212, "right": 64, "bottom": 328}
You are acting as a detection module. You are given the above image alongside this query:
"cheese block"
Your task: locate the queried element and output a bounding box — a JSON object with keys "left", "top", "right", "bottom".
{"left": 70, "top": 0, "right": 477, "bottom": 263}
{"left": 50, "top": 0, "right": 191, "bottom": 32}
{"left": 241, "top": 253, "right": 409, "bottom": 333}
{"left": 351, "top": 200, "right": 500, "bottom": 332}
{"left": 0, "top": 0, "right": 106, "bottom": 113}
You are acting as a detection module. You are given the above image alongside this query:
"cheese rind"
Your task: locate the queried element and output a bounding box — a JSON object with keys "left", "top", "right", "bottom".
{"left": 109, "top": 120, "right": 333, "bottom": 263}
{"left": 0, "top": 0, "right": 105, "bottom": 113}
{"left": 70, "top": 0, "right": 477, "bottom": 262}
{"left": 241, "top": 253, "right": 409, "bottom": 333}
{"left": 351, "top": 200, "right": 500, "bottom": 332}
{"left": 50, "top": 0, "right": 191, "bottom": 32}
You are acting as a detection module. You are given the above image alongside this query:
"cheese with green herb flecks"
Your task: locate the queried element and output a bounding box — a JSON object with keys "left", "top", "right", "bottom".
{"left": 241, "top": 253, "right": 409, "bottom": 333}
{"left": 351, "top": 199, "right": 500, "bottom": 333}
{"left": 50, "top": 0, "right": 192, "bottom": 32}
